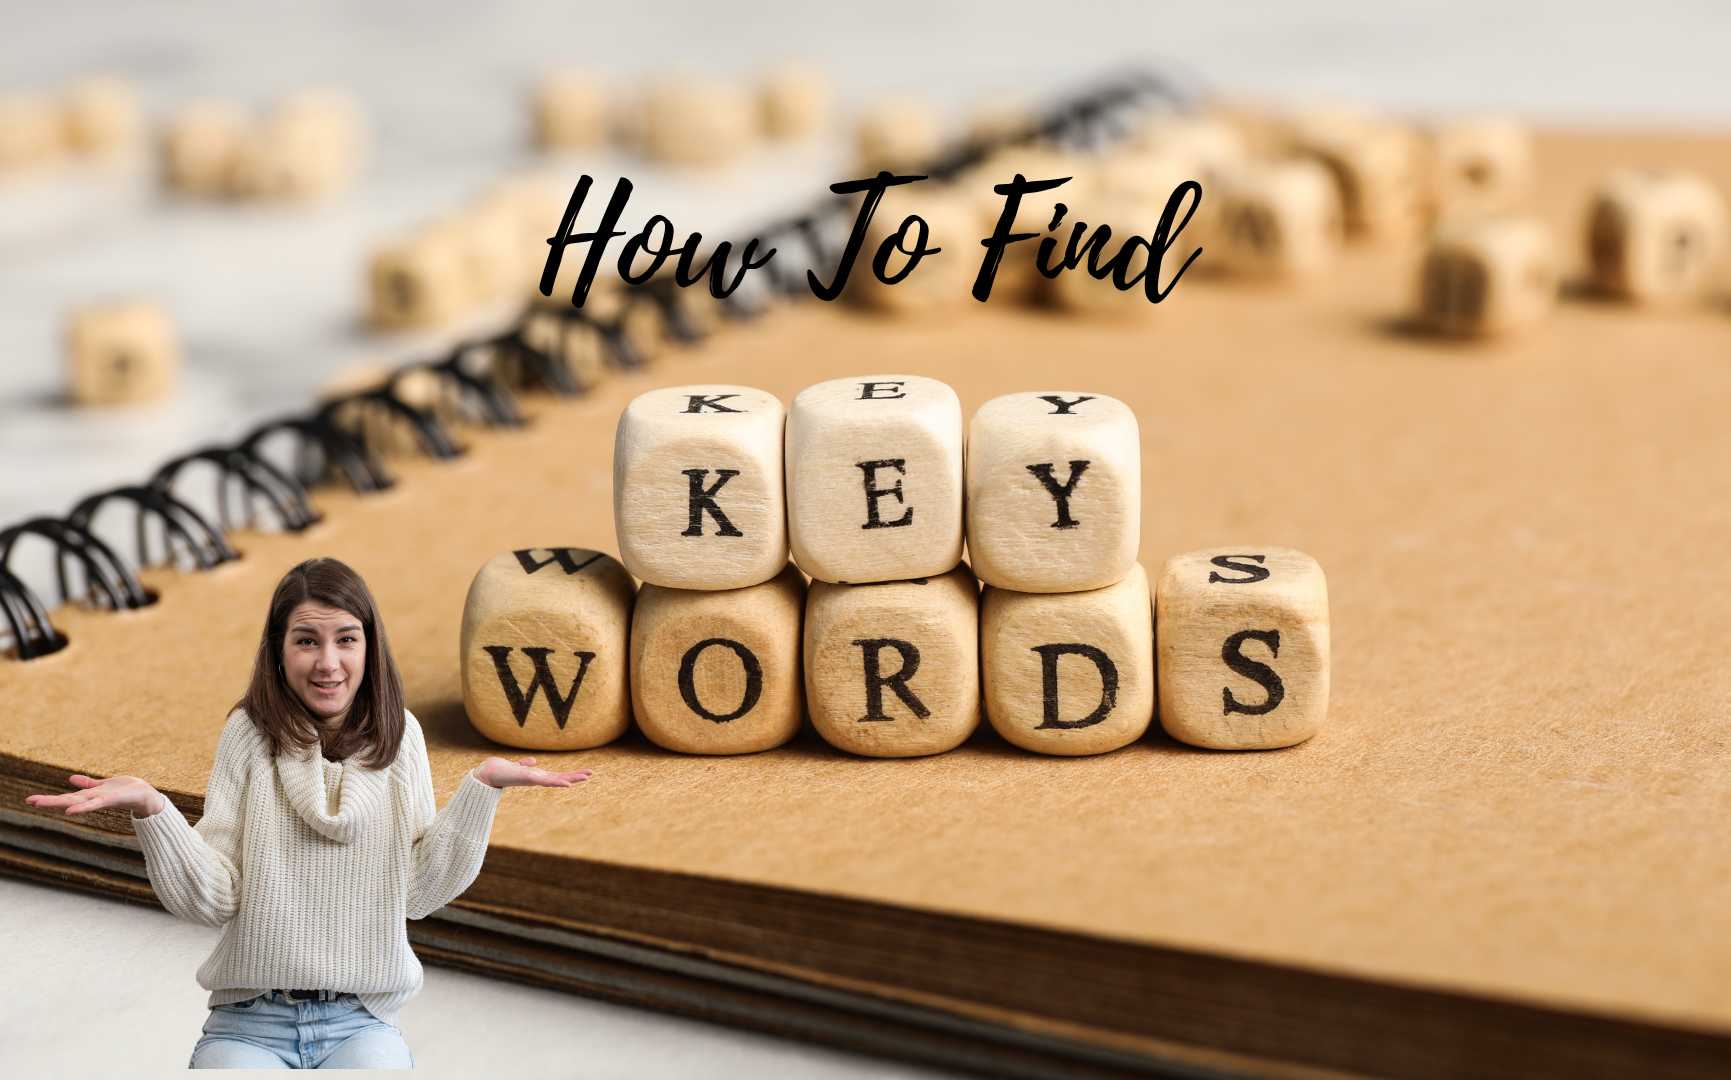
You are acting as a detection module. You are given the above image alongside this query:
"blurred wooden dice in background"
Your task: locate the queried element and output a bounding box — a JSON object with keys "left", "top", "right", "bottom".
{"left": 534, "top": 71, "right": 607, "bottom": 150}
{"left": 1418, "top": 216, "right": 1556, "bottom": 336}
{"left": 613, "top": 385, "right": 788, "bottom": 590}
{"left": 64, "top": 300, "right": 179, "bottom": 407}
{"left": 1211, "top": 159, "right": 1344, "bottom": 277}
{"left": 786, "top": 375, "right": 964, "bottom": 584}
{"left": 638, "top": 77, "right": 755, "bottom": 167}
{"left": 161, "top": 100, "right": 246, "bottom": 196}
{"left": 1286, "top": 109, "right": 1424, "bottom": 241}
{"left": 1585, "top": 170, "right": 1728, "bottom": 303}
{"left": 1155, "top": 547, "right": 1330, "bottom": 750}
{"left": 460, "top": 548, "right": 635, "bottom": 750}
{"left": 367, "top": 232, "right": 470, "bottom": 330}
{"left": 855, "top": 98, "right": 942, "bottom": 175}
{"left": 0, "top": 94, "right": 64, "bottom": 170}
{"left": 804, "top": 565, "right": 980, "bottom": 757}
{"left": 1424, "top": 116, "right": 1533, "bottom": 218}
{"left": 61, "top": 76, "right": 142, "bottom": 161}
{"left": 630, "top": 564, "right": 805, "bottom": 754}
{"left": 758, "top": 62, "right": 830, "bottom": 140}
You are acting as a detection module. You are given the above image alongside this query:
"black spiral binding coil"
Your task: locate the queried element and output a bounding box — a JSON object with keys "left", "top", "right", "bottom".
{"left": 0, "top": 69, "right": 1183, "bottom": 662}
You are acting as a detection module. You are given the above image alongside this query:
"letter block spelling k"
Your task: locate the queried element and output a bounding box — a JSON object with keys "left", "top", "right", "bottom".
{"left": 614, "top": 385, "right": 788, "bottom": 590}
{"left": 1155, "top": 547, "right": 1330, "bottom": 750}
{"left": 461, "top": 548, "right": 636, "bottom": 750}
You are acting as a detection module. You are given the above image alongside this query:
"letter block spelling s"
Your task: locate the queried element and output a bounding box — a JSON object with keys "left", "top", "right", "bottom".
{"left": 614, "top": 385, "right": 788, "bottom": 590}
{"left": 461, "top": 548, "right": 636, "bottom": 750}
{"left": 1155, "top": 547, "right": 1330, "bottom": 750}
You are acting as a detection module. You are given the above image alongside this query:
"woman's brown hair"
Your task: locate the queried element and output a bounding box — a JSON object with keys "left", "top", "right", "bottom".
{"left": 234, "top": 557, "right": 405, "bottom": 771}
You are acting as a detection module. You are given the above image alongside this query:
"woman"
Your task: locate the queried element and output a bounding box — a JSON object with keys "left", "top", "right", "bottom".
{"left": 24, "top": 557, "right": 591, "bottom": 1069}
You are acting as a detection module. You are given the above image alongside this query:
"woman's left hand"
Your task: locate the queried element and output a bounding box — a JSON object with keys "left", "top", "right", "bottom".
{"left": 475, "top": 757, "right": 592, "bottom": 790}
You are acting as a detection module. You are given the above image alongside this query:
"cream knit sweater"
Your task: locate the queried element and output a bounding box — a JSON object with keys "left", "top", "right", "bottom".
{"left": 129, "top": 706, "right": 503, "bottom": 1027}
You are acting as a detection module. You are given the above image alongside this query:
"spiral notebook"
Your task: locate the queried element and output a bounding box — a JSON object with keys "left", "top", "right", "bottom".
{"left": 5, "top": 76, "right": 1731, "bottom": 1079}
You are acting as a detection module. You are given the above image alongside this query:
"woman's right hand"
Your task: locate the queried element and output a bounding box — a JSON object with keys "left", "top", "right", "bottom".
{"left": 25, "top": 774, "right": 167, "bottom": 819}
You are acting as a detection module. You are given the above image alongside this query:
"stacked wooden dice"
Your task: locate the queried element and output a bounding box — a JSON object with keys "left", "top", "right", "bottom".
{"left": 461, "top": 375, "right": 1330, "bottom": 757}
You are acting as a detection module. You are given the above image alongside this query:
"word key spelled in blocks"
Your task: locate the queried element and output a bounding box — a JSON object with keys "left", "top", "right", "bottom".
{"left": 1156, "top": 548, "right": 1330, "bottom": 750}
{"left": 1586, "top": 169, "right": 1728, "bottom": 303}
{"left": 1419, "top": 217, "right": 1556, "bottom": 337}
{"left": 460, "top": 548, "right": 635, "bottom": 750}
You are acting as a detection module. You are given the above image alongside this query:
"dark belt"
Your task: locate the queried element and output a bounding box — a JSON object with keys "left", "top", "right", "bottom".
{"left": 277, "top": 988, "right": 343, "bottom": 1002}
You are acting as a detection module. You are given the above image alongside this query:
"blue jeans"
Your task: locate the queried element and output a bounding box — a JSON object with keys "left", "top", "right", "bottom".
{"left": 188, "top": 990, "right": 414, "bottom": 1069}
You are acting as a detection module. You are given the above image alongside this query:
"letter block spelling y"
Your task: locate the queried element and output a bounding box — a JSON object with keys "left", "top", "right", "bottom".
{"left": 461, "top": 548, "right": 636, "bottom": 750}
{"left": 1155, "top": 547, "right": 1330, "bottom": 750}
{"left": 786, "top": 375, "right": 964, "bottom": 584}
{"left": 614, "top": 385, "right": 788, "bottom": 590}
{"left": 966, "top": 391, "right": 1140, "bottom": 593}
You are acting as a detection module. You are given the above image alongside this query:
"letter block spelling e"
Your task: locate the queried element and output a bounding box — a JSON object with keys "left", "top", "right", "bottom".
{"left": 630, "top": 564, "right": 806, "bottom": 754}
{"left": 804, "top": 565, "right": 980, "bottom": 757}
{"left": 786, "top": 375, "right": 964, "bottom": 584}
{"left": 1155, "top": 548, "right": 1329, "bottom": 750}
{"left": 967, "top": 391, "right": 1140, "bottom": 593}
{"left": 614, "top": 385, "right": 788, "bottom": 590}
{"left": 460, "top": 548, "right": 635, "bottom": 750}
{"left": 982, "top": 563, "right": 1154, "bottom": 755}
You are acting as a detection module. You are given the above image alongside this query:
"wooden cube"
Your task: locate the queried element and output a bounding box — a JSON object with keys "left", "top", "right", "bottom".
{"left": 1585, "top": 170, "right": 1728, "bottom": 303}
{"left": 855, "top": 98, "right": 942, "bottom": 175}
{"left": 0, "top": 93, "right": 64, "bottom": 169}
{"left": 1288, "top": 111, "right": 1424, "bottom": 241}
{"left": 1425, "top": 116, "right": 1532, "bottom": 216}
{"left": 64, "top": 301, "right": 179, "bottom": 406}
{"left": 61, "top": 76, "right": 141, "bottom": 160}
{"left": 804, "top": 565, "right": 980, "bottom": 757}
{"left": 367, "top": 232, "right": 470, "bottom": 330}
{"left": 460, "top": 548, "right": 635, "bottom": 750}
{"left": 639, "top": 78, "right": 755, "bottom": 167}
{"left": 1212, "top": 160, "right": 1344, "bottom": 278}
{"left": 614, "top": 384, "right": 788, "bottom": 590}
{"left": 1155, "top": 547, "right": 1329, "bottom": 750}
{"left": 534, "top": 71, "right": 607, "bottom": 150}
{"left": 786, "top": 375, "right": 964, "bottom": 584}
{"left": 1418, "top": 216, "right": 1556, "bottom": 336}
{"left": 981, "top": 562, "right": 1153, "bottom": 755}
{"left": 630, "top": 564, "right": 805, "bottom": 754}
{"left": 1044, "top": 195, "right": 1172, "bottom": 318}
{"left": 160, "top": 101, "right": 246, "bottom": 196}
{"left": 846, "top": 188, "right": 978, "bottom": 315}
{"left": 759, "top": 62, "right": 830, "bottom": 140}
{"left": 258, "top": 88, "right": 364, "bottom": 199}
{"left": 966, "top": 391, "right": 1139, "bottom": 592}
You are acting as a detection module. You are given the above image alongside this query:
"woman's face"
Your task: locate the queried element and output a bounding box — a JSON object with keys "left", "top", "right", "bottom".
{"left": 282, "top": 601, "right": 367, "bottom": 720}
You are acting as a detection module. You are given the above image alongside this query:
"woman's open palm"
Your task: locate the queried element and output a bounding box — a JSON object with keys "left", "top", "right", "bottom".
{"left": 475, "top": 756, "right": 591, "bottom": 790}
{"left": 25, "top": 773, "right": 163, "bottom": 817}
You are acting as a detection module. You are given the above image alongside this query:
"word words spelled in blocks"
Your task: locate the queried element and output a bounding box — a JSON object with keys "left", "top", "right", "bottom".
{"left": 461, "top": 548, "right": 635, "bottom": 750}
{"left": 1419, "top": 216, "right": 1556, "bottom": 337}
{"left": 1156, "top": 547, "right": 1330, "bottom": 750}
{"left": 1586, "top": 169, "right": 1728, "bottom": 304}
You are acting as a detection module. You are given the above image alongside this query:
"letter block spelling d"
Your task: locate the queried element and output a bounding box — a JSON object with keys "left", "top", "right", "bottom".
{"left": 967, "top": 391, "right": 1140, "bottom": 593}
{"left": 630, "top": 564, "right": 805, "bottom": 754}
{"left": 786, "top": 375, "right": 964, "bottom": 584}
{"left": 460, "top": 548, "right": 635, "bottom": 750}
{"left": 1155, "top": 547, "right": 1329, "bottom": 750}
{"left": 614, "top": 385, "right": 788, "bottom": 590}
{"left": 982, "top": 563, "right": 1153, "bottom": 755}
{"left": 804, "top": 565, "right": 980, "bottom": 757}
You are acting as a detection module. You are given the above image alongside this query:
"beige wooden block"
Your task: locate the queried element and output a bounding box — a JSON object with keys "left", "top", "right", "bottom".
{"left": 758, "top": 62, "right": 829, "bottom": 140}
{"left": 367, "top": 231, "right": 470, "bottom": 330}
{"left": 966, "top": 391, "right": 1139, "bottom": 592}
{"left": 1418, "top": 216, "right": 1556, "bottom": 337}
{"left": 639, "top": 78, "right": 755, "bottom": 167}
{"left": 534, "top": 71, "right": 606, "bottom": 150}
{"left": 1155, "top": 547, "right": 1330, "bottom": 750}
{"left": 64, "top": 301, "right": 179, "bottom": 406}
{"left": 630, "top": 564, "right": 805, "bottom": 754}
{"left": 1212, "top": 160, "right": 1344, "bottom": 278}
{"left": 1425, "top": 116, "right": 1532, "bottom": 216}
{"left": 0, "top": 93, "right": 64, "bottom": 169}
{"left": 160, "top": 101, "right": 245, "bottom": 196}
{"left": 785, "top": 374, "right": 964, "bottom": 585}
{"left": 518, "top": 309, "right": 606, "bottom": 391}
{"left": 1585, "top": 169, "right": 1728, "bottom": 303}
{"left": 846, "top": 188, "right": 978, "bottom": 315}
{"left": 460, "top": 548, "right": 635, "bottom": 750}
{"left": 855, "top": 98, "right": 942, "bottom": 175}
{"left": 613, "top": 384, "right": 788, "bottom": 591}
{"left": 982, "top": 562, "right": 1153, "bottom": 755}
{"left": 804, "top": 565, "right": 980, "bottom": 757}
{"left": 1287, "top": 111, "right": 1424, "bottom": 241}
{"left": 426, "top": 203, "right": 522, "bottom": 305}
{"left": 250, "top": 88, "right": 364, "bottom": 199}
{"left": 61, "top": 76, "right": 142, "bottom": 160}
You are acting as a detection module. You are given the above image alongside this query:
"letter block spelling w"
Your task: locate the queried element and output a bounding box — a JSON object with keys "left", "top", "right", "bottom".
{"left": 785, "top": 375, "right": 964, "bottom": 585}
{"left": 803, "top": 565, "right": 980, "bottom": 757}
{"left": 1155, "top": 547, "right": 1330, "bottom": 750}
{"left": 613, "top": 385, "right": 788, "bottom": 590}
{"left": 967, "top": 391, "right": 1141, "bottom": 593}
{"left": 460, "top": 548, "right": 636, "bottom": 750}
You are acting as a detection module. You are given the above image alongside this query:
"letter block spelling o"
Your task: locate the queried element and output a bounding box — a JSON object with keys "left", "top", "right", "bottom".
{"left": 1155, "top": 547, "right": 1330, "bottom": 750}
{"left": 630, "top": 564, "right": 805, "bottom": 754}
{"left": 982, "top": 563, "right": 1154, "bottom": 756}
{"left": 804, "top": 565, "right": 980, "bottom": 757}
{"left": 614, "top": 385, "right": 788, "bottom": 591}
{"left": 786, "top": 375, "right": 964, "bottom": 585}
{"left": 967, "top": 391, "right": 1140, "bottom": 593}
{"left": 460, "top": 548, "right": 635, "bottom": 750}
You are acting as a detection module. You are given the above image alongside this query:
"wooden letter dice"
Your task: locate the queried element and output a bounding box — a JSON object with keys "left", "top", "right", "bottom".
{"left": 758, "top": 62, "right": 830, "bottom": 140}
{"left": 854, "top": 98, "right": 942, "bottom": 174}
{"left": 1425, "top": 116, "right": 1533, "bottom": 216}
{"left": 1213, "top": 161, "right": 1343, "bottom": 277}
{"left": 533, "top": 71, "right": 606, "bottom": 150}
{"left": 639, "top": 78, "right": 755, "bottom": 167}
{"left": 967, "top": 391, "right": 1139, "bottom": 592}
{"left": 1288, "top": 111, "right": 1424, "bottom": 240}
{"left": 64, "top": 301, "right": 179, "bottom": 406}
{"left": 630, "top": 564, "right": 805, "bottom": 754}
{"left": 461, "top": 548, "right": 634, "bottom": 750}
{"left": 160, "top": 101, "right": 245, "bottom": 196}
{"left": 62, "top": 76, "right": 142, "bottom": 160}
{"left": 367, "top": 232, "right": 470, "bottom": 330}
{"left": 1155, "top": 547, "right": 1329, "bottom": 750}
{"left": 982, "top": 563, "right": 1154, "bottom": 755}
{"left": 1586, "top": 170, "right": 1728, "bottom": 303}
{"left": 614, "top": 385, "right": 787, "bottom": 590}
{"left": 786, "top": 375, "right": 964, "bottom": 584}
{"left": 804, "top": 565, "right": 979, "bottom": 757}
{"left": 1418, "top": 217, "right": 1556, "bottom": 337}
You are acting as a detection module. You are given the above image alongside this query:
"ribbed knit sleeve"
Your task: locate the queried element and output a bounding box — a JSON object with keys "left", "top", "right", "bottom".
{"left": 130, "top": 712, "right": 253, "bottom": 928}
{"left": 402, "top": 715, "right": 503, "bottom": 921}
